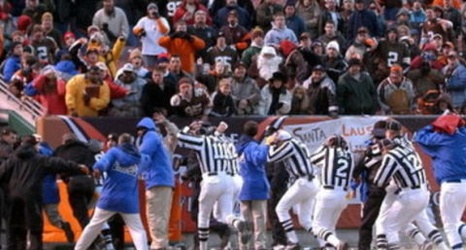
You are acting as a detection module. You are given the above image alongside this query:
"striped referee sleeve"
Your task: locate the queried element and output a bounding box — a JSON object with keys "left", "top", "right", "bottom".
{"left": 374, "top": 154, "right": 398, "bottom": 188}
{"left": 177, "top": 132, "right": 205, "bottom": 151}
{"left": 310, "top": 146, "right": 326, "bottom": 165}
{"left": 268, "top": 141, "right": 294, "bottom": 162}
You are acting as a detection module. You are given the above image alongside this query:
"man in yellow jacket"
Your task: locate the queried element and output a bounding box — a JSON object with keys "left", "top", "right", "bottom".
{"left": 65, "top": 66, "right": 111, "bottom": 117}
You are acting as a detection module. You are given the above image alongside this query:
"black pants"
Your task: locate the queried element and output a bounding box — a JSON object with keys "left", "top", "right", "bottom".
{"left": 6, "top": 195, "right": 43, "bottom": 250}
{"left": 67, "top": 175, "right": 96, "bottom": 229}
{"left": 108, "top": 214, "right": 125, "bottom": 250}
{"left": 266, "top": 162, "right": 289, "bottom": 246}
{"left": 358, "top": 186, "right": 386, "bottom": 250}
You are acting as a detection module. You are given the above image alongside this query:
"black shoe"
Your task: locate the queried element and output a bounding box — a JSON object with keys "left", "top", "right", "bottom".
{"left": 219, "top": 227, "right": 231, "bottom": 248}
{"left": 61, "top": 221, "right": 74, "bottom": 243}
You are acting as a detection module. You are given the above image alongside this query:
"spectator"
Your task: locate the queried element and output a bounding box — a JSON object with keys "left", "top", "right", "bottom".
{"left": 214, "top": 0, "right": 251, "bottom": 30}
{"left": 311, "top": 39, "right": 325, "bottom": 57}
{"left": 395, "top": 8, "right": 411, "bottom": 28}
{"left": 108, "top": 63, "right": 146, "bottom": 117}
{"left": 407, "top": 60, "right": 445, "bottom": 100}
{"left": 339, "top": 0, "right": 354, "bottom": 38}
{"left": 318, "top": 0, "right": 344, "bottom": 37}
{"left": 169, "top": 54, "right": 192, "bottom": 82}
{"left": 22, "top": 0, "right": 51, "bottom": 24}
{"left": 256, "top": 71, "right": 292, "bottom": 115}
{"left": 231, "top": 62, "right": 260, "bottom": 115}
{"left": 9, "top": 54, "right": 39, "bottom": 98}
{"left": 187, "top": 10, "right": 217, "bottom": 60}
{"left": 206, "top": 32, "right": 238, "bottom": 69}
{"left": 128, "top": 48, "right": 149, "bottom": 79}
{"left": 318, "top": 20, "right": 348, "bottom": 56}
{"left": 256, "top": 46, "right": 283, "bottom": 83}
{"left": 140, "top": 66, "right": 177, "bottom": 117}
{"left": 347, "top": 0, "right": 379, "bottom": 42}
{"left": 284, "top": 1, "right": 305, "bottom": 39}
{"left": 322, "top": 41, "right": 348, "bottom": 84}
{"left": 40, "top": 12, "right": 62, "bottom": 49}
{"left": 302, "top": 65, "right": 338, "bottom": 115}
{"left": 410, "top": 1, "right": 426, "bottom": 31}
{"left": 173, "top": 0, "right": 212, "bottom": 26}
{"left": 210, "top": 77, "right": 236, "bottom": 117}
{"left": 88, "top": 35, "right": 127, "bottom": 79}
{"left": 170, "top": 77, "right": 212, "bottom": 119}
{"left": 0, "top": 127, "right": 18, "bottom": 163}
{"left": 3, "top": 42, "right": 23, "bottom": 83}
{"left": 208, "top": 0, "right": 255, "bottom": 21}
{"left": 255, "top": 0, "right": 283, "bottom": 32}
{"left": 196, "top": 60, "right": 231, "bottom": 94}
{"left": 442, "top": 51, "right": 466, "bottom": 109}
{"left": 241, "top": 28, "right": 265, "bottom": 68}
{"left": 159, "top": 20, "right": 205, "bottom": 74}
{"left": 27, "top": 65, "right": 67, "bottom": 115}
{"left": 411, "top": 42, "right": 444, "bottom": 70}
{"left": 29, "top": 24, "right": 57, "bottom": 66}
{"left": 421, "top": 6, "right": 453, "bottom": 44}
{"left": 136, "top": 117, "right": 175, "bottom": 250}
{"left": 382, "top": 0, "right": 402, "bottom": 24}
{"left": 337, "top": 58, "right": 378, "bottom": 115}
{"left": 298, "top": 33, "right": 323, "bottom": 69}
{"left": 377, "top": 64, "right": 416, "bottom": 114}
{"left": 96, "top": 62, "right": 129, "bottom": 101}
{"left": 133, "top": 3, "right": 170, "bottom": 67}
{"left": 65, "top": 66, "right": 111, "bottom": 117}
{"left": 92, "top": 0, "right": 130, "bottom": 45}
{"left": 290, "top": 86, "right": 310, "bottom": 114}
{"left": 295, "top": 0, "right": 321, "bottom": 39}
{"left": 17, "top": 14, "right": 33, "bottom": 34}
{"left": 154, "top": 54, "right": 178, "bottom": 89}
{"left": 264, "top": 12, "right": 298, "bottom": 47}
{"left": 219, "top": 10, "right": 249, "bottom": 52}
{"left": 443, "top": 0, "right": 461, "bottom": 37}
{"left": 345, "top": 26, "right": 377, "bottom": 61}
{"left": 280, "top": 40, "right": 309, "bottom": 86}
{"left": 373, "top": 27, "right": 411, "bottom": 70}
{"left": 55, "top": 31, "right": 76, "bottom": 62}
{"left": 0, "top": 135, "right": 87, "bottom": 250}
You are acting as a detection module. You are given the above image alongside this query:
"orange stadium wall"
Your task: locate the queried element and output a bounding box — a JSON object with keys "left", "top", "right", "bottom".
{"left": 36, "top": 115, "right": 441, "bottom": 243}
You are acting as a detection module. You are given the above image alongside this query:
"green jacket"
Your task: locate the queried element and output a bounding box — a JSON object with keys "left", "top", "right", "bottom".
{"left": 337, "top": 71, "right": 378, "bottom": 115}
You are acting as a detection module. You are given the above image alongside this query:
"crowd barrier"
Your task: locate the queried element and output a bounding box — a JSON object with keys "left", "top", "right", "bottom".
{"left": 37, "top": 115, "right": 442, "bottom": 243}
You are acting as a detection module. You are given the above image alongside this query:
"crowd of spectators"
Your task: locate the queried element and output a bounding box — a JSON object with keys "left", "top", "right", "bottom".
{"left": 1, "top": 0, "right": 466, "bottom": 120}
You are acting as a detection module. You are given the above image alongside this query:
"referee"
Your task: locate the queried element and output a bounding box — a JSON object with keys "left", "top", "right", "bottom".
{"left": 310, "top": 135, "right": 353, "bottom": 250}
{"left": 177, "top": 121, "right": 246, "bottom": 250}
{"left": 374, "top": 138, "right": 430, "bottom": 250}
{"left": 267, "top": 130, "right": 318, "bottom": 250}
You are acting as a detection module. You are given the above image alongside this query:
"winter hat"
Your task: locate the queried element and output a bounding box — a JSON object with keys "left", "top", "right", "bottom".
{"left": 285, "top": 0, "right": 296, "bottom": 7}
{"left": 260, "top": 46, "right": 277, "bottom": 56}
{"left": 17, "top": 15, "right": 32, "bottom": 32}
{"left": 326, "top": 41, "right": 340, "bottom": 53}
{"left": 396, "top": 8, "right": 410, "bottom": 18}
{"left": 129, "top": 48, "right": 142, "bottom": 60}
{"left": 147, "top": 2, "right": 158, "bottom": 10}
{"left": 390, "top": 64, "right": 403, "bottom": 75}
{"left": 279, "top": 40, "right": 297, "bottom": 57}
{"left": 156, "top": 53, "right": 170, "bottom": 64}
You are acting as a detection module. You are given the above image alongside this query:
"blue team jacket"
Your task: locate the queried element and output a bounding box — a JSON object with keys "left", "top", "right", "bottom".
{"left": 137, "top": 117, "right": 175, "bottom": 189}
{"left": 414, "top": 125, "right": 466, "bottom": 184}
{"left": 93, "top": 143, "right": 142, "bottom": 213}
{"left": 236, "top": 135, "right": 270, "bottom": 201}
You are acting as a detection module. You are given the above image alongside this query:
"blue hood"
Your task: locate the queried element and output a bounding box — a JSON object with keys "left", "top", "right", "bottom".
{"left": 55, "top": 60, "right": 78, "bottom": 76}
{"left": 119, "top": 143, "right": 140, "bottom": 158}
{"left": 137, "top": 117, "right": 157, "bottom": 130}
{"left": 236, "top": 135, "right": 255, "bottom": 155}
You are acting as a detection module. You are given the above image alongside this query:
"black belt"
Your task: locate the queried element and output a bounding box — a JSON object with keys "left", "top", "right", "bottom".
{"left": 323, "top": 185, "right": 347, "bottom": 191}
{"left": 207, "top": 172, "right": 234, "bottom": 176}
{"left": 396, "top": 185, "right": 421, "bottom": 194}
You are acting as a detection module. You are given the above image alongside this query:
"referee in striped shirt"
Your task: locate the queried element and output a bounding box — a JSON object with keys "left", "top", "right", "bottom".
{"left": 310, "top": 135, "right": 353, "bottom": 250}
{"left": 267, "top": 130, "right": 318, "bottom": 250}
{"left": 381, "top": 120, "right": 448, "bottom": 249}
{"left": 373, "top": 137, "right": 430, "bottom": 250}
{"left": 177, "top": 121, "right": 247, "bottom": 250}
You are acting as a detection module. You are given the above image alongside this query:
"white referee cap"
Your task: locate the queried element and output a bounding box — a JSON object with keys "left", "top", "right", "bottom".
{"left": 275, "top": 130, "right": 292, "bottom": 141}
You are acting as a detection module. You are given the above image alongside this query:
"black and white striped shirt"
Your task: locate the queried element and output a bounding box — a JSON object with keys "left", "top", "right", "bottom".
{"left": 178, "top": 132, "right": 235, "bottom": 175}
{"left": 310, "top": 146, "right": 354, "bottom": 188}
{"left": 216, "top": 134, "right": 239, "bottom": 175}
{"left": 374, "top": 144, "right": 427, "bottom": 189}
{"left": 267, "top": 139, "right": 314, "bottom": 179}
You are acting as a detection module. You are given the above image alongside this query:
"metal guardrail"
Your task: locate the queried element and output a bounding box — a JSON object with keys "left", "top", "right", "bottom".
{"left": 0, "top": 76, "right": 46, "bottom": 128}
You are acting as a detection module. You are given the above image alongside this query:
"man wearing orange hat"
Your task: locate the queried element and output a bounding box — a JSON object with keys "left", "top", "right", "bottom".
{"left": 377, "top": 64, "right": 415, "bottom": 115}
